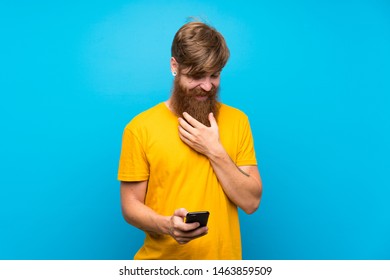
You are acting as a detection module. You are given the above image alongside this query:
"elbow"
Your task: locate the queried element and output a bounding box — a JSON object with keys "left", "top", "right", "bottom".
{"left": 121, "top": 210, "right": 131, "bottom": 224}
{"left": 242, "top": 198, "right": 260, "bottom": 214}
{"left": 121, "top": 207, "right": 134, "bottom": 225}
{"left": 242, "top": 184, "right": 263, "bottom": 215}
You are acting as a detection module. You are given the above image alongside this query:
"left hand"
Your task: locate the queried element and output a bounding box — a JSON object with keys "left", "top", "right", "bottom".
{"left": 178, "top": 112, "right": 222, "bottom": 157}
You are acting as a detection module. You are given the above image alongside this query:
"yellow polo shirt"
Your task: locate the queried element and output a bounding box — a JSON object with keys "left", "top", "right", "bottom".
{"left": 118, "top": 102, "right": 257, "bottom": 259}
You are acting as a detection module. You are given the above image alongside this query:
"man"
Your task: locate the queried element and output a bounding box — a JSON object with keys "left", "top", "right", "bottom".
{"left": 118, "top": 21, "right": 262, "bottom": 259}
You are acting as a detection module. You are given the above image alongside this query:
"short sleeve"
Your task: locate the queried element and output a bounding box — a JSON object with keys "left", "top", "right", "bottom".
{"left": 236, "top": 117, "right": 257, "bottom": 166}
{"left": 117, "top": 124, "right": 150, "bottom": 181}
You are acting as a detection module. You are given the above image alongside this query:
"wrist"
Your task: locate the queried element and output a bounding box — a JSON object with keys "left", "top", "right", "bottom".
{"left": 156, "top": 215, "right": 171, "bottom": 235}
{"left": 207, "top": 143, "right": 227, "bottom": 162}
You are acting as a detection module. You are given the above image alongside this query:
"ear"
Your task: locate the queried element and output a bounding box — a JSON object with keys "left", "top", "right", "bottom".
{"left": 170, "top": 57, "right": 179, "bottom": 73}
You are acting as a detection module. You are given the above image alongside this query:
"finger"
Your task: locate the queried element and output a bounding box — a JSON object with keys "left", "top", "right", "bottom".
{"left": 178, "top": 125, "right": 194, "bottom": 143}
{"left": 174, "top": 227, "right": 209, "bottom": 244}
{"left": 183, "top": 112, "right": 203, "bottom": 128}
{"left": 173, "top": 215, "right": 200, "bottom": 232}
{"left": 170, "top": 226, "right": 196, "bottom": 237}
{"left": 185, "top": 226, "right": 209, "bottom": 236}
{"left": 179, "top": 225, "right": 208, "bottom": 236}
{"left": 180, "top": 222, "right": 201, "bottom": 232}
{"left": 173, "top": 208, "right": 188, "bottom": 218}
{"left": 170, "top": 222, "right": 201, "bottom": 242}
{"left": 178, "top": 117, "right": 196, "bottom": 134}
{"left": 177, "top": 231, "right": 207, "bottom": 244}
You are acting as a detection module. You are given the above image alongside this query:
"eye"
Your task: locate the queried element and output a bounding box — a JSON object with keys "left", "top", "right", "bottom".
{"left": 211, "top": 72, "right": 220, "bottom": 78}
{"left": 187, "top": 74, "right": 203, "bottom": 81}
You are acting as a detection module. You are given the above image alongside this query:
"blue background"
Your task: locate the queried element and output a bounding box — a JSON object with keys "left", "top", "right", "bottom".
{"left": 1, "top": 0, "right": 389, "bottom": 260}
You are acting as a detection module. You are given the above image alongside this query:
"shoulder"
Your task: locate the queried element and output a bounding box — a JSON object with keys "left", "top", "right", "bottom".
{"left": 218, "top": 103, "right": 250, "bottom": 122}
{"left": 132, "top": 103, "right": 166, "bottom": 122}
{"left": 125, "top": 103, "right": 167, "bottom": 130}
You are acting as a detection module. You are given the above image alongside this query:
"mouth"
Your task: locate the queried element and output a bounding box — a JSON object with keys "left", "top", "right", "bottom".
{"left": 194, "top": 95, "right": 209, "bottom": 101}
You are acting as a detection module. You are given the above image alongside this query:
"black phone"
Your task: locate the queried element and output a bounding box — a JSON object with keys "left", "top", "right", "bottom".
{"left": 185, "top": 211, "right": 210, "bottom": 227}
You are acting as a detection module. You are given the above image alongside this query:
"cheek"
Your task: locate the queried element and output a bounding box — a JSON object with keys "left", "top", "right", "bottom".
{"left": 187, "top": 83, "right": 199, "bottom": 90}
{"left": 211, "top": 77, "right": 221, "bottom": 87}
{"left": 178, "top": 78, "right": 197, "bottom": 90}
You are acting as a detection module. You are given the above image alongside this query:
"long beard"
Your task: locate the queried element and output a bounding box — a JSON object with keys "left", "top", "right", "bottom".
{"left": 170, "top": 78, "right": 220, "bottom": 127}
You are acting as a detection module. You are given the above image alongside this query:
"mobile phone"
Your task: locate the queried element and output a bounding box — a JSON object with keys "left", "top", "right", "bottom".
{"left": 185, "top": 211, "right": 210, "bottom": 227}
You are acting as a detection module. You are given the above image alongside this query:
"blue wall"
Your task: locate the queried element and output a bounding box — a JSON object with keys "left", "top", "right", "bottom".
{"left": 1, "top": 0, "right": 389, "bottom": 259}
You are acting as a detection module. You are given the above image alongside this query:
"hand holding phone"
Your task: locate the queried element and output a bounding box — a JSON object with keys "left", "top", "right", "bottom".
{"left": 168, "top": 208, "right": 209, "bottom": 244}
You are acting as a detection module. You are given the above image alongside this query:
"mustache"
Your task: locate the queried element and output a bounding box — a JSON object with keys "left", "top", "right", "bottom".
{"left": 188, "top": 84, "right": 217, "bottom": 97}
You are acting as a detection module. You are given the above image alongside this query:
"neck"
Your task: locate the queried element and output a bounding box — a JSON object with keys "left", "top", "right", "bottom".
{"left": 164, "top": 99, "right": 178, "bottom": 116}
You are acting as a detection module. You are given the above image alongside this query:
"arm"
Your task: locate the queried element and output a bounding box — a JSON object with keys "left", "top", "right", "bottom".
{"left": 178, "top": 112, "right": 262, "bottom": 214}
{"left": 120, "top": 181, "right": 208, "bottom": 244}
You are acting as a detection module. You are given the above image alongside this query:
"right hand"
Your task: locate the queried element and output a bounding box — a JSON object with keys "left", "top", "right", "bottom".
{"left": 168, "top": 208, "right": 208, "bottom": 244}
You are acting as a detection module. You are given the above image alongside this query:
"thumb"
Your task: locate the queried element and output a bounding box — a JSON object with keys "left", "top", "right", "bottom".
{"left": 174, "top": 208, "right": 188, "bottom": 218}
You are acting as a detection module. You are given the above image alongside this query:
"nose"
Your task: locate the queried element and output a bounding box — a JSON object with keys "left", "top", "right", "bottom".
{"left": 199, "top": 77, "right": 213, "bottom": 91}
